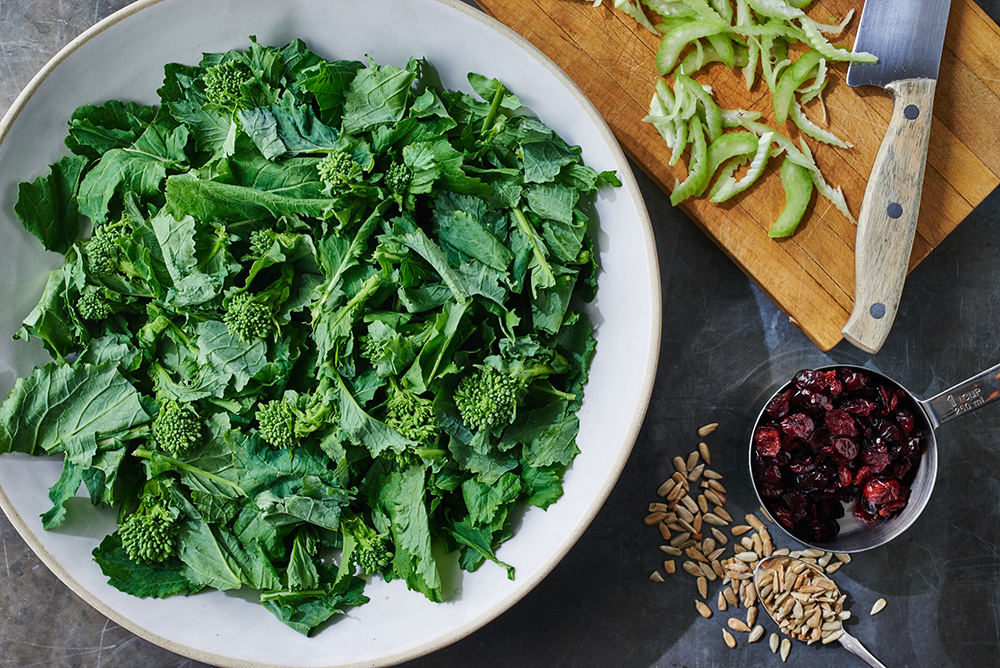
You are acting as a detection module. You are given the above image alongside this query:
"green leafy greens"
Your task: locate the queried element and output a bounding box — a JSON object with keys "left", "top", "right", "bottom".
{"left": 0, "top": 37, "right": 615, "bottom": 636}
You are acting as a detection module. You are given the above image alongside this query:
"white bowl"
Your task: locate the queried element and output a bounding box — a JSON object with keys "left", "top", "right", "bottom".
{"left": 0, "top": 1, "right": 660, "bottom": 666}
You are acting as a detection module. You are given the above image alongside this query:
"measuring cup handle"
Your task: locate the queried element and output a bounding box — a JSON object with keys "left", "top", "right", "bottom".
{"left": 839, "top": 631, "right": 888, "bottom": 668}
{"left": 923, "top": 361, "right": 1000, "bottom": 427}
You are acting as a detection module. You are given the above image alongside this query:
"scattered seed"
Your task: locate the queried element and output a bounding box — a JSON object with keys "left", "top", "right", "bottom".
{"left": 707, "top": 547, "right": 726, "bottom": 562}
{"left": 687, "top": 463, "right": 705, "bottom": 482}
{"left": 703, "top": 489, "right": 724, "bottom": 507}
{"left": 714, "top": 506, "right": 733, "bottom": 523}
{"left": 871, "top": 598, "right": 887, "bottom": 615}
{"left": 826, "top": 561, "right": 843, "bottom": 574}
{"left": 724, "top": 587, "right": 739, "bottom": 607}
{"left": 669, "top": 531, "right": 691, "bottom": 547}
{"left": 712, "top": 560, "right": 725, "bottom": 579}
{"left": 673, "top": 456, "right": 688, "bottom": 476}
{"left": 745, "top": 513, "right": 766, "bottom": 533}
{"left": 698, "top": 422, "right": 719, "bottom": 437}
{"left": 648, "top": 502, "right": 669, "bottom": 513}
{"left": 703, "top": 512, "right": 728, "bottom": 526}
{"left": 685, "top": 545, "right": 708, "bottom": 563}
{"left": 723, "top": 629, "right": 737, "bottom": 648}
{"left": 657, "top": 478, "right": 676, "bottom": 497}
{"left": 664, "top": 560, "right": 676, "bottom": 574}
{"left": 835, "top": 552, "right": 852, "bottom": 564}
{"left": 707, "top": 478, "right": 727, "bottom": 494}
{"left": 731, "top": 524, "right": 752, "bottom": 536}
{"left": 698, "top": 576, "right": 708, "bottom": 598}
{"left": 822, "top": 629, "right": 844, "bottom": 644}
{"left": 700, "top": 562, "right": 718, "bottom": 581}
{"left": 769, "top": 632, "right": 779, "bottom": 653}
{"left": 683, "top": 560, "right": 703, "bottom": 577}
{"left": 703, "top": 469, "right": 723, "bottom": 480}
{"left": 693, "top": 513, "right": 704, "bottom": 533}
{"left": 659, "top": 545, "right": 682, "bottom": 556}
{"left": 697, "top": 494, "right": 710, "bottom": 514}
{"left": 780, "top": 638, "right": 791, "bottom": 662}
{"left": 735, "top": 551, "right": 759, "bottom": 563}
{"left": 650, "top": 571, "right": 664, "bottom": 582}
{"left": 699, "top": 441, "right": 711, "bottom": 464}
{"left": 718, "top": 590, "right": 728, "bottom": 611}
{"left": 644, "top": 512, "right": 667, "bottom": 525}
{"left": 696, "top": 600, "right": 713, "bottom": 618}
{"left": 686, "top": 450, "right": 700, "bottom": 473}
{"left": 666, "top": 484, "right": 686, "bottom": 502}
{"left": 658, "top": 523, "right": 671, "bottom": 541}
{"left": 728, "top": 618, "right": 752, "bottom": 633}
{"left": 747, "top": 605, "right": 758, "bottom": 628}
{"left": 681, "top": 494, "right": 700, "bottom": 515}
{"left": 711, "top": 527, "right": 728, "bottom": 545}
{"left": 749, "top": 625, "right": 765, "bottom": 643}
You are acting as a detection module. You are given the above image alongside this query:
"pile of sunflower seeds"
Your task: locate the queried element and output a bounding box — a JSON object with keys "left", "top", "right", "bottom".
{"left": 645, "top": 423, "right": 883, "bottom": 663}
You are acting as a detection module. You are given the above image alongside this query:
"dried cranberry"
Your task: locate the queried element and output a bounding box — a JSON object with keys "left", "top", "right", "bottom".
{"left": 754, "top": 425, "right": 783, "bottom": 458}
{"left": 781, "top": 413, "right": 815, "bottom": 440}
{"left": 863, "top": 478, "right": 902, "bottom": 505}
{"left": 789, "top": 456, "right": 815, "bottom": 475}
{"left": 862, "top": 439, "right": 891, "bottom": 472}
{"left": 829, "top": 437, "right": 859, "bottom": 462}
{"left": 762, "top": 463, "right": 783, "bottom": 484}
{"left": 894, "top": 409, "right": 916, "bottom": 435}
{"left": 772, "top": 504, "right": 795, "bottom": 530}
{"left": 894, "top": 458, "right": 913, "bottom": 479}
{"left": 838, "top": 466, "right": 853, "bottom": 488}
{"left": 840, "top": 397, "right": 875, "bottom": 416}
{"left": 839, "top": 368, "right": 868, "bottom": 392}
{"left": 825, "top": 409, "right": 857, "bottom": 437}
{"left": 765, "top": 389, "right": 793, "bottom": 419}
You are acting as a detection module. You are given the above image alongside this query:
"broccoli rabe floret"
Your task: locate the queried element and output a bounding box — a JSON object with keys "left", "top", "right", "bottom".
{"left": 203, "top": 60, "right": 253, "bottom": 105}
{"left": 153, "top": 400, "right": 201, "bottom": 456}
{"left": 84, "top": 215, "right": 133, "bottom": 276}
{"left": 317, "top": 151, "right": 359, "bottom": 185}
{"left": 248, "top": 228, "right": 275, "bottom": 259}
{"left": 385, "top": 162, "right": 412, "bottom": 196}
{"left": 223, "top": 292, "right": 274, "bottom": 342}
{"left": 118, "top": 478, "right": 180, "bottom": 563}
{"left": 341, "top": 512, "right": 393, "bottom": 575}
{"left": 76, "top": 290, "right": 113, "bottom": 321}
{"left": 255, "top": 381, "right": 338, "bottom": 450}
{"left": 384, "top": 379, "right": 439, "bottom": 445}
{"left": 454, "top": 357, "right": 574, "bottom": 432}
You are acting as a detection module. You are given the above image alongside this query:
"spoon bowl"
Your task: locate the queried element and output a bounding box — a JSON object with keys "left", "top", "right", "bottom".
{"left": 753, "top": 555, "right": 886, "bottom": 668}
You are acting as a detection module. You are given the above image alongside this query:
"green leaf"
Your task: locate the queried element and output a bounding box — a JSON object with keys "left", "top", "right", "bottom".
{"left": 14, "top": 155, "right": 87, "bottom": 253}
{"left": 92, "top": 533, "right": 195, "bottom": 598}
{"left": 342, "top": 60, "right": 418, "bottom": 135}
{"left": 376, "top": 465, "right": 442, "bottom": 601}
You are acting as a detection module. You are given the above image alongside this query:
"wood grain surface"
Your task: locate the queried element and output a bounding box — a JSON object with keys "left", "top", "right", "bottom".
{"left": 474, "top": 0, "right": 1000, "bottom": 350}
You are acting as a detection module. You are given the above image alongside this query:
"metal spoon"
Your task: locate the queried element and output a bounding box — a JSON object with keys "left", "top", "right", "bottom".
{"left": 753, "top": 555, "right": 886, "bottom": 668}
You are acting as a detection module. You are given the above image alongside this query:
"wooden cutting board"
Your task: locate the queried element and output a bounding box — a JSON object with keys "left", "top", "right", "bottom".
{"left": 474, "top": 0, "right": 1000, "bottom": 350}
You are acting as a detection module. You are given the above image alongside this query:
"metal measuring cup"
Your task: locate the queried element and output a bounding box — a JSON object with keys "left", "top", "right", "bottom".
{"left": 748, "top": 362, "right": 1000, "bottom": 553}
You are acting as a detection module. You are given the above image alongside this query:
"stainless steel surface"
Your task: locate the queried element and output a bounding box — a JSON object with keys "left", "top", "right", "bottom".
{"left": 847, "top": 0, "right": 952, "bottom": 87}
{"left": 754, "top": 556, "right": 887, "bottom": 668}
{"left": 2, "top": 0, "right": 1000, "bottom": 667}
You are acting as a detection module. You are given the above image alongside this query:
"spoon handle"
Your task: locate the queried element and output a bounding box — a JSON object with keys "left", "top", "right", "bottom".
{"left": 922, "top": 361, "right": 1000, "bottom": 428}
{"left": 839, "top": 631, "right": 887, "bottom": 668}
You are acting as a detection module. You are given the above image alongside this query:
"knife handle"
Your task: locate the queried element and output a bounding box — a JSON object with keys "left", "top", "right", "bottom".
{"left": 842, "top": 78, "right": 936, "bottom": 354}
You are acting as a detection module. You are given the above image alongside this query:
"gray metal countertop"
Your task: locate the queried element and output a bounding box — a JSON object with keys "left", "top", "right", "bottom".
{"left": 1, "top": 1, "right": 998, "bottom": 666}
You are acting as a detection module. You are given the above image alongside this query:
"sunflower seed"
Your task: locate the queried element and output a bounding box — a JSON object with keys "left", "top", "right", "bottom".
{"left": 687, "top": 450, "right": 700, "bottom": 473}
{"left": 696, "top": 600, "right": 713, "bottom": 618}
{"left": 711, "top": 527, "right": 728, "bottom": 545}
{"left": 703, "top": 468, "right": 723, "bottom": 479}
{"left": 736, "top": 551, "right": 760, "bottom": 563}
{"left": 826, "top": 561, "right": 843, "bottom": 574}
{"left": 749, "top": 625, "right": 765, "bottom": 643}
{"left": 871, "top": 598, "right": 887, "bottom": 615}
{"left": 747, "top": 605, "right": 758, "bottom": 628}
{"left": 666, "top": 485, "right": 686, "bottom": 503}
{"left": 698, "top": 422, "right": 719, "bottom": 437}
{"left": 664, "top": 560, "right": 676, "bottom": 574}
{"left": 780, "top": 638, "right": 791, "bottom": 662}
{"left": 724, "top": 587, "right": 739, "bottom": 607}
{"left": 657, "top": 478, "right": 676, "bottom": 497}
{"left": 728, "top": 618, "right": 752, "bottom": 633}
{"left": 657, "top": 523, "right": 671, "bottom": 541}
{"left": 685, "top": 546, "right": 708, "bottom": 563}
{"left": 673, "top": 456, "right": 688, "bottom": 476}
{"left": 683, "top": 560, "right": 703, "bottom": 576}
{"left": 659, "top": 545, "right": 682, "bottom": 556}
{"left": 769, "top": 632, "right": 780, "bottom": 653}
{"left": 649, "top": 502, "right": 669, "bottom": 513}
{"left": 745, "top": 513, "right": 766, "bottom": 533}
{"left": 706, "top": 547, "right": 726, "bottom": 562}
{"left": 723, "top": 629, "right": 737, "bottom": 648}
{"left": 703, "top": 489, "right": 725, "bottom": 507}
{"left": 822, "top": 629, "right": 844, "bottom": 644}
{"left": 681, "top": 494, "right": 700, "bottom": 515}
{"left": 712, "top": 560, "right": 725, "bottom": 579}
{"left": 650, "top": 571, "right": 665, "bottom": 582}
{"left": 731, "top": 524, "right": 752, "bottom": 536}
{"left": 707, "top": 478, "right": 727, "bottom": 494}
{"left": 699, "top": 441, "right": 711, "bottom": 464}
{"left": 714, "top": 506, "right": 733, "bottom": 523}
{"left": 700, "top": 562, "right": 718, "bottom": 581}
{"left": 669, "top": 531, "right": 691, "bottom": 547}
{"left": 718, "top": 590, "right": 728, "bottom": 611}
{"left": 644, "top": 512, "right": 668, "bottom": 525}
{"left": 703, "top": 512, "right": 728, "bottom": 526}
{"left": 698, "top": 576, "right": 708, "bottom": 598}
{"left": 693, "top": 513, "right": 703, "bottom": 533}
{"left": 697, "top": 494, "right": 710, "bottom": 514}
{"left": 835, "top": 552, "right": 852, "bottom": 564}
{"left": 687, "top": 463, "right": 705, "bottom": 482}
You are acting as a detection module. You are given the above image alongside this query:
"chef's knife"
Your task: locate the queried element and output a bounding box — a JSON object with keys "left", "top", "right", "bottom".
{"left": 841, "top": 0, "right": 952, "bottom": 354}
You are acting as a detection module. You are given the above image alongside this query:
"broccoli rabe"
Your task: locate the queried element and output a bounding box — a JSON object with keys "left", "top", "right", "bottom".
{"left": 385, "top": 162, "right": 411, "bottom": 196}
{"left": 202, "top": 60, "right": 253, "bottom": 106}
{"left": 224, "top": 292, "right": 274, "bottom": 342}
{"left": 118, "top": 477, "right": 181, "bottom": 564}
{"left": 454, "top": 356, "right": 574, "bottom": 432}
{"left": 248, "top": 228, "right": 275, "bottom": 259}
{"left": 76, "top": 290, "right": 113, "bottom": 321}
{"left": 317, "top": 151, "right": 360, "bottom": 185}
{"left": 84, "top": 215, "right": 133, "bottom": 276}
{"left": 256, "top": 380, "right": 338, "bottom": 450}
{"left": 341, "top": 512, "right": 393, "bottom": 575}
{"left": 153, "top": 400, "right": 201, "bottom": 456}
{"left": 384, "top": 379, "right": 439, "bottom": 445}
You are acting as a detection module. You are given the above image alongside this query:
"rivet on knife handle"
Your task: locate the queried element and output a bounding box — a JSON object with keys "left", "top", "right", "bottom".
{"left": 842, "top": 78, "right": 936, "bottom": 354}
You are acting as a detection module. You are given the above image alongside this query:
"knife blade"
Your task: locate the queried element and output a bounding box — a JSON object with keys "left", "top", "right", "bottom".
{"left": 840, "top": 0, "right": 952, "bottom": 354}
